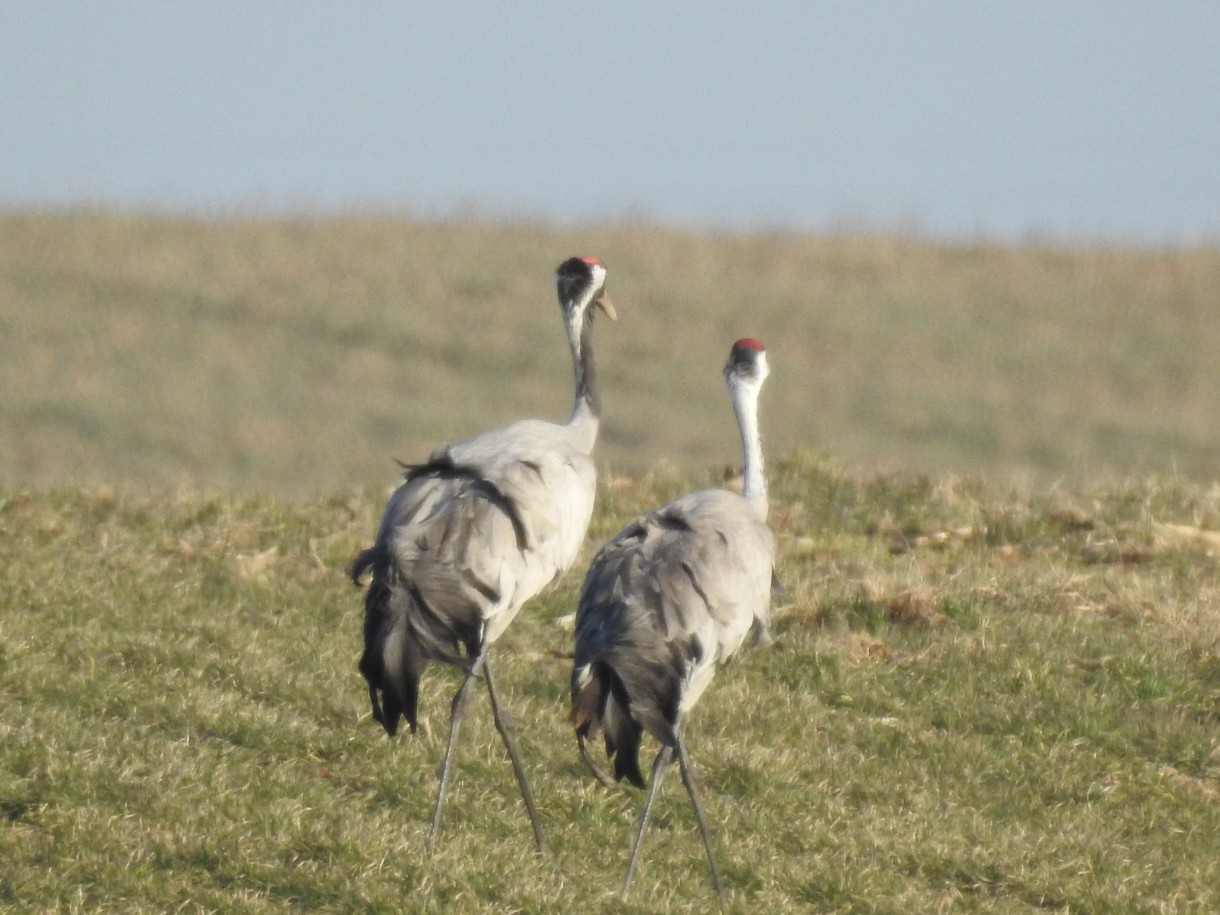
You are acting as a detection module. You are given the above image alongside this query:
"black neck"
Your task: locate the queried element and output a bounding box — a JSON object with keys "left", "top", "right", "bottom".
{"left": 573, "top": 311, "right": 601, "bottom": 419}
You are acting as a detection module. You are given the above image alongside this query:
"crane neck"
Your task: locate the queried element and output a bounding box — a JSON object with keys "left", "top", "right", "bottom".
{"left": 566, "top": 308, "right": 602, "bottom": 454}
{"left": 729, "top": 375, "right": 768, "bottom": 522}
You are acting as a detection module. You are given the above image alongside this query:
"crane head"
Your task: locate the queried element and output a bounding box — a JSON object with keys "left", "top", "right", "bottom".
{"left": 556, "top": 256, "right": 616, "bottom": 322}
{"left": 725, "top": 337, "right": 768, "bottom": 383}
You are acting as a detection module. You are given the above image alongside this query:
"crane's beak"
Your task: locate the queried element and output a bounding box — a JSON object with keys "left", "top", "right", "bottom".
{"left": 594, "top": 292, "right": 617, "bottom": 321}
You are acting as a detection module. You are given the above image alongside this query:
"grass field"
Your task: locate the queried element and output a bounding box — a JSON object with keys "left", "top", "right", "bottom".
{"left": 1, "top": 211, "right": 1218, "bottom": 912}
{"left": 2, "top": 462, "right": 1218, "bottom": 912}
{"left": 2, "top": 210, "right": 1219, "bottom": 493}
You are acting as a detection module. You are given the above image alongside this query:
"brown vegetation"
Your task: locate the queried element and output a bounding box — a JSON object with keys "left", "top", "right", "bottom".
{"left": 2, "top": 210, "right": 1218, "bottom": 494}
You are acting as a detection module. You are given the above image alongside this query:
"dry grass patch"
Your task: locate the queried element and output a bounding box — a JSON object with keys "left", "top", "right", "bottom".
{"left": 4, "top": 211, "right": 1220, "bottom": 495}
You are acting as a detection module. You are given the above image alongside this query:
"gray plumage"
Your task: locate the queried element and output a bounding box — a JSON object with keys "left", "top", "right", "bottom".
{"left": 353, "top": 256, "right": 614, "bottom": 853}
{"left": 570, "top": 337, "right": 775, "bottom": 902}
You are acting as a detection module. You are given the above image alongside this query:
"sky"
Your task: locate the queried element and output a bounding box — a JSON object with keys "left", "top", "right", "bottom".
{"left": 3, "top": 2, "right": 1218, "bottom": 243}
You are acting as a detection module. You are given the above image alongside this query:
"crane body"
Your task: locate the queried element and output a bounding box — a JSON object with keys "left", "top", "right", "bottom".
{"left": 570, "top": 338, "right": 775, "bottom": 901}
{"left": 354, "top": 257, "right": 614, "bottom": 853}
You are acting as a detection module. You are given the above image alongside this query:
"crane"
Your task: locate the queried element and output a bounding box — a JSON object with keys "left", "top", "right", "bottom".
{"left": 570, "top": 337, "right": 776, "bottom": 902}
{"left": 352, "top": 256, "right": 616, "bottom": 853}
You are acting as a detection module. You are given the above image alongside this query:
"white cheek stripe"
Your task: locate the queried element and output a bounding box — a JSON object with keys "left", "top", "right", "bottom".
{"left": 588, "top": 263, "right": 607, "bottom": 292}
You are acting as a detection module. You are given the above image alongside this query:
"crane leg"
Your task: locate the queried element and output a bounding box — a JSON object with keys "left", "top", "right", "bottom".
{"left": 577, "top": 733, "right": 618, "bottom": 789}
{"left": 481, "top": 655, "right": 548, "bottom": 854}
{"left": 622, "top": 743, "right": 673, "bottom": 899}
{"left": 427, "top": 662, "right": 478, "bottom": 852}
{"left": 675, "top": 732, "right": 725, "bottom": 905}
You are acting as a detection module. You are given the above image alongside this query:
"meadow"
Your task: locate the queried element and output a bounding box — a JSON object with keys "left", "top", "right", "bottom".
{"left": 2, "top": 467, "right": 1218, "bottom": 913}
{"left": 2, "top": 211, "right": 1220, "bottom": 493}
{"left": 1, "top": 211, "right": 1218, "bottom": 912}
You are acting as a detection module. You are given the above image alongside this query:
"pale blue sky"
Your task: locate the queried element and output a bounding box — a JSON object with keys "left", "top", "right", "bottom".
{"left": 3, "top": 2, "right": 1217, "bottom": 242}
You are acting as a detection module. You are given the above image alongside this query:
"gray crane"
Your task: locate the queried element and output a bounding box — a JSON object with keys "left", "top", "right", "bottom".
{"left": 570, "top": 337, "right": 776, "bottom": 903}
{"left": 352, "top": 257, "right": 615, "bottom": 853}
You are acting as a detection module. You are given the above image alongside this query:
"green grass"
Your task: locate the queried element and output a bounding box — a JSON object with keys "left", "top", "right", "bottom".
{"left": 2, "top": 210, "right": 1220, "bottom": 494}
{"left": 2, "top": 211, "right": 1218, "bottom": 910}
{"left": 3, "top": 460, "right": 1218, "bottom": 912}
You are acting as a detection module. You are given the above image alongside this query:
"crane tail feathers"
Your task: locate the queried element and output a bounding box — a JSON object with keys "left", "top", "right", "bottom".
{"left": 571, "top": 673, "right": 602, "bottom": 734}
{"left": 571, "top": 665, "right": 647, "bottom": 789}
{"left": 350, "top": 546, "right": 378, "bottom": 585}
{"left": 611, "top": 720, "right": 647, "bottom": 789}
{"left": 356, "top": 546, "right": 425, "bottom": 737}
